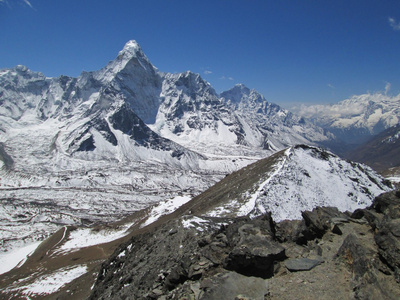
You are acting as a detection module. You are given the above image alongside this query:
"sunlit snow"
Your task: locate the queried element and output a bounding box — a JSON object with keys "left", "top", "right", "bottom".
{"left": 58, "top": 224, "right": 134, "bottom": 253}
{"left": 142, "top": 195, "right": 192, "bottom": 227}
{"left": 13, "top": 265, "right": 87, "bottom": 296}
{"left": 0, "top": 241, "right": 41, "bottom": 275}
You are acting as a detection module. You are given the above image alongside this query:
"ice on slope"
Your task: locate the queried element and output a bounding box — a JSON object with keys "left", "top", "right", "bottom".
{"left": 237, "top": 148, "right": 290, "bottom": 216}
{"left": 58, "top": 222, "right": 135, "bottom": 253}
{"left": 181, "top": 215, "right": 229, "bottom": 233}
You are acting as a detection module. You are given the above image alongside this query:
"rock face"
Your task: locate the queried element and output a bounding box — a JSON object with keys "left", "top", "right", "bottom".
{"left": 90, "top": 190, "right": 400, "bottom": 300}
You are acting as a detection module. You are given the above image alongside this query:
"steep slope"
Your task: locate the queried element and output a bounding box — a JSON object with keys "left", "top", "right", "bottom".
{"left": 150, "top": 71, "right": 241, "bottom": 152}
{"left": 93, "top": 40, "right": 163, "bottom": 124}
{"left": 347, "top": 123, "right": 400, "bottom": 172}
{"left": 180, "top": 145, "right": 392, "bottom": 221}
{"left": 294, "top": 93, "right": 400, "bottom": 149}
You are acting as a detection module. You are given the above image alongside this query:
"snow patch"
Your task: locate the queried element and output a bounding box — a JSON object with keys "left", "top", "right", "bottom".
{"left": 181, "top": 215, "right": 229, "bottom": 233}
{"left": 238, "top": 156, "right": 287, "bottom": 216}
{"left": 58, "top": 224, "right": 134, "bottom": 253}
{"left": 0, "top": 241, "right": 41, "bottom": 275}
{"left": 387, "top": 176, "right": 400, "bottom": 183}
{"left": 14, "top": 265, "right": 87, "bottom": 296}
{"left": 142, "top": 195, "right": 192, "bottom": 227}
{"left": 181, "top": 216, "right": 210, "bottom": 231}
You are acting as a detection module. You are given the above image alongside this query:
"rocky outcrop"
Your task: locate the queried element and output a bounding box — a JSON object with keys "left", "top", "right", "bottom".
{"left": 90, "top": 190, "right": 400, "bottom": 299}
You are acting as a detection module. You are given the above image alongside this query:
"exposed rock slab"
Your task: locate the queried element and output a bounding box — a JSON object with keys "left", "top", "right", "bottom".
{"left": 199, "top": 271, "right": 269, "bottom": 300}
{"left": 284, "top": 258, "right": 324, "bottom": 272}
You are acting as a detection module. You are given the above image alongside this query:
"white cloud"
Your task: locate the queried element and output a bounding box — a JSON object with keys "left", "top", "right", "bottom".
{"left": 327, "top": 83, "right": 335, "bottom": 89}
{"left": 23, "top": 0, "right": 33, "bottom": 9}
{"left": 385, "top": 82, "right": 391, "bottom": 95}
{"left": 0, "top": 0, "right": 34, "bottom": 9}
{"left": 389, "top": 17, "right": 400, "bottom": 31}
{"left": 204, "top": 70, "right": 212, "bottom": 75}
{"left": 219, "top": 76, "right": 234, "bottom": 81}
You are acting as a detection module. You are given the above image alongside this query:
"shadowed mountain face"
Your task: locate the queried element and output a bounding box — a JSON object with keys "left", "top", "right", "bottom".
{"left": 346, "top": 124, "right": 400, "bottom": 172}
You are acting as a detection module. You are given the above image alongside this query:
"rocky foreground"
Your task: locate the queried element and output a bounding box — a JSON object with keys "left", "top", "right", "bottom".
{"left": 90, "top": 190, "right": 400, "bottom": 300}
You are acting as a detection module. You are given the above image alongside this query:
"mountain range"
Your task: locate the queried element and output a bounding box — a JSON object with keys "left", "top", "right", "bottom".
{"left": 0, "top": 40, "right": 333, "bottom": 253}
{"left": 0, "top": 40, "right": 398, "bottom": 299}
{"left": 294, "top": 92, "right": 400, "bottom": 149}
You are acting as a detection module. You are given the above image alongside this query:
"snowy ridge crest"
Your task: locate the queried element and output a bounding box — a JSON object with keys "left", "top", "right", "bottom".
{"left": 203, "top": 145, "right": 392, "bottom": 222}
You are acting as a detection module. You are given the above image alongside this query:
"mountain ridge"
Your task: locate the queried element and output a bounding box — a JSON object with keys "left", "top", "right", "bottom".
{"left": 294, "top": 92, "right": 400, "bottom": 150}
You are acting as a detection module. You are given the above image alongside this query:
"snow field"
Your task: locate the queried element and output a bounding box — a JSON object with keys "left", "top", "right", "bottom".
{"left": 0, "top": 241, "right": 42, "bottom": 275}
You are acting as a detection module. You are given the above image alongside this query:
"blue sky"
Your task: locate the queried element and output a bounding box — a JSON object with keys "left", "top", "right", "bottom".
{"left": 1, "top": 0, "right": 400, "bottom": 107}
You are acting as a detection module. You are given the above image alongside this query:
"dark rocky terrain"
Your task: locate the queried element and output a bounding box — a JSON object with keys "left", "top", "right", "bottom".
{"left": 346, "top": 124, "right": 400, "bottom": 172}
{"left": 89, "top": 190, "right": 400, "bottom": 300}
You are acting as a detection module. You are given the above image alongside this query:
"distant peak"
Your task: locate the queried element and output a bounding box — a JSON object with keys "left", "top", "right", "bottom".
{"left": 220, "top": 83, "right": 251, "bottom": 103}
{"left": 15, "top": 65, "right": 28, "bottom": 72}
{"left": 234, "top": 83, "right": 248, "bottom": 89}
{"left": 225, "top": 84, "right": 251, "bottom": 95}
{"left": 233, "top": 83, "right": 250, "bottom": 93}
{"left": 118, "top": 40, "right": 144, "bottom": 58}
{"left": 123, "top": 40, "right": 141, "bottom": 52}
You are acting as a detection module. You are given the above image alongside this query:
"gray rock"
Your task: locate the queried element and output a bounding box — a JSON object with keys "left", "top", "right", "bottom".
{"left": 224, "top": 223, "right": 286, "bottom": 278}
{"left": 375, "top": 217, "right": 400, "bottom": 281}
{"left": 337, "top": 233, "right": 392, "bottom": 299}
{"left": 284, "top": 257, "right": 324, "bottom": 272}
{"left": 302, "top": 206, "right": 348, "bottom": 238}
{"left": 199, "top": 271, "right": 269, "bottom": 300}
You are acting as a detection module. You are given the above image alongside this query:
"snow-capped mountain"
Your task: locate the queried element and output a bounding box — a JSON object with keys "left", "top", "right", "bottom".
{"left": 221, "top": 84, "right": 332, "bottom": 151}
{"left": 150, "top": 77, "right": 332, "bottom": 156}
{"left": 294, "top": 93, "right": 400, "bottom": 146}
{"left": 0, "top": 40, "right": 332, "bottom": 181}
